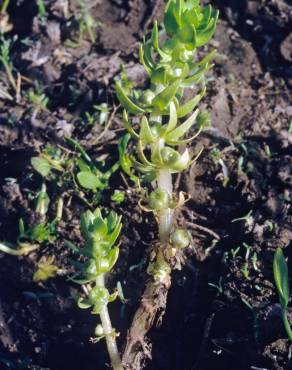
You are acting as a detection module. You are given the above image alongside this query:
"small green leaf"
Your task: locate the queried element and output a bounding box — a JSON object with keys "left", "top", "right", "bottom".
{"left": 77, "top": 171, "right": 104, "bottom": 191}
{"left": 196, "top": 10, "right": 219, "bottom": 47}
{"left": 77, "top": 297, "right": 92, "bottom": 309}
{"left": 139, "top": 44, "right": 151, "bottom": 74}
{"left": 107, "top": 222, "right": 122, "bottom": 248}
{"left": 111, "top": 190, "right": 125, "bottom": 204}
{"left": 177, "top": 87, "right": 206, "bottom": 118}
{"left": 152, "top": 80, "right": 181, "bottom": 111}
{"left": 164, "top": 101, "right": 178, "bottom": 133}
{"left": 182, "top": 64, "right": 212, "bottom": 87}
{"left": 140, "top": 116, "right": 156, "bottom": 145}
{"left": 274, "top": 248, "right": 290, "bottom": 308}
{"left": 107, "top": 246, "right": 119, "bottom": 271}
{"left": 18, "top": 218, "right": 25, "bottom": 236}
{"left": 116, "top": 82, "right": 145, "bottom": 115}
{"left": 122, "top": 110, "right": 139, "bottom": 139}
{"left": 151, "top": 20, "right": 159, "bottom": 50}
{"left": 164, "top": 1, "right": 179, "bottom": 35}
{"left": 166, "top": 108, "right": 199, "bottom": 141}
{"left": 118, "top": 134, "right": 139, "bottom": 184}
{"left": 31, "top": 157, "right": 51, "bottom": 177}
{"left": 77, "top": 158, "right": 91, "bottom": 172}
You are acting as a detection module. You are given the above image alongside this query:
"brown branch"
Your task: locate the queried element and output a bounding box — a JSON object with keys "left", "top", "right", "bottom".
{"left": 122, "top": 278, "right": 170, "bottom": 370}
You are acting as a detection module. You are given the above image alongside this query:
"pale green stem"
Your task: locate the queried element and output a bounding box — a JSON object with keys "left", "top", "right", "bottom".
{"left": 0, "top": 242, "right": 21, "bottom": 256}
{"left": 56, "top": 195, "right": 64, "bottom": 221}
{"left": 36, "top": 183, "right": 48, "bottom": 218}
{"left": 0, "top": 242, "right": 39, "bottom": 256}
{"left": 157, "top": 168, "right": 174, "bottom": 242}
{"left": 96, "top": 275, "right": 123, "bottom": 370}
{"left": 149, "top": 110, "right": 175, "bottom": 244}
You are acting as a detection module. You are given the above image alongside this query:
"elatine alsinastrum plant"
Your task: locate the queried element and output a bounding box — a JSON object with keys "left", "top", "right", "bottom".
{"left": 116, "top": 0, "right": 219, "bottom": 282}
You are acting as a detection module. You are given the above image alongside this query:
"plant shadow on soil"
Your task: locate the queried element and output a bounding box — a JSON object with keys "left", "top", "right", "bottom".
{"left": 0, "top": 1, "right": 292, "bottom": 370}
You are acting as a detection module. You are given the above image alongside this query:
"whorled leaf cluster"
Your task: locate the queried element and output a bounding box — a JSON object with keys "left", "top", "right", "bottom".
{"left": 76, "top": 209, "right": 122, "bottom": 314}
{"left": 116, "top": 0, "right": 218, "bottom": 183}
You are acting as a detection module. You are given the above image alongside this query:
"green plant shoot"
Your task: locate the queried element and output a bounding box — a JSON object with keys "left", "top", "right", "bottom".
{"left": 116, "top": 0, "right": 219, "bottom": 282}
{"left": 72, "top": 209, "right": 123, "bottom": 370}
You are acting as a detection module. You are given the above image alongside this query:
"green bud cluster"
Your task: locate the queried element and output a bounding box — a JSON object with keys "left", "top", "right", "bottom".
{"left": 76, "top": 208, "right": 122, "bottom": 314}
{"left": 116, "top": 0, "right": 218, "bottom": 178}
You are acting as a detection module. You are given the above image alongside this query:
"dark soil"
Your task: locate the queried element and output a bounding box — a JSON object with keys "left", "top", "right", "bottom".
{"left": 0, "top": 1, "right": 291, "bottom": 370}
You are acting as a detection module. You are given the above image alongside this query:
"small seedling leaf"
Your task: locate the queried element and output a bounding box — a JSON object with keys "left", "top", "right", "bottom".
{"left": 274, "top": 248, "right": 290, "bottom": 308}
{"left": 77, "top": 171, "right": 104, "bottom": 190}
{"left": 31, "top": 157, "right": 51, "bottom": 177}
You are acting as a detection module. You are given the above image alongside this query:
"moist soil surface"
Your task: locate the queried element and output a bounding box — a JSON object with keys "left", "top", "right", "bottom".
{"left": 0, "top": 1, "right": 291, "bottom": 370}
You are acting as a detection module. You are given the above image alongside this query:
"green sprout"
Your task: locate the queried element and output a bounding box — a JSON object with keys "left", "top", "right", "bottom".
{"left": 0, "top": 184, "right": 56, "bottom": 256}
{"left": 115, "top": 0, "right": 218, "bottom": 282}
{"left": 211, "top": 147, "right": 229, "bottom": 186}
{"left": 69, "top": 0, "right": 98, "bottom": 46}
{"left": 208, "top": 276, "right": 224, "bottom": 295}
{"left": 31, "top": 139, "right": 119, "bottom": 210}
{"left": 72, "top": 208, "right": 123, "bottom": 370}
{"left": 84, "top": 103, "right": 109, "bottom": 126}
{"left": 36, "top": 0, "right": 47, "bottom": 22}
{"left": 27, "top": 84, "right": 49, "bottom": 117}
{"left": 0, "top": 35, "right": 16, "bottom": 92}
{"left": 273, "top": 248, "right": 292, "bottom": 341}
{"left": 67, "top": 137, "right": 119, "bottom": 196}
{"left": 232, "top": 210, "right": 253, "bottom": 227}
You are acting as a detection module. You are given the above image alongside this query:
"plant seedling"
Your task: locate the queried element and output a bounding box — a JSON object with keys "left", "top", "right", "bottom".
{"left": 71, "top": 208, "right": 123, "bottom": 370}
{"left": 68, "top": 0, "right": 98, "bottom": 46}
{"left": 273, "top": 248, "right": 292, "bottom": 341}
{"left": 84, "top": 103, "right": 109, "bottom": 126}
{"left": 0, "top": 184, "right": 56, "bottom": 256}
{"left": 0, "top": 35, "right": 17, "bottom": 91}
{"left": 27, "top": 83, "right": 49, "bottom": 118}
{"left": 33, "top": 256, "right": 59, "bottom": 282}
{"left": 31, "top": 140, "right": 119, "bottom": 209}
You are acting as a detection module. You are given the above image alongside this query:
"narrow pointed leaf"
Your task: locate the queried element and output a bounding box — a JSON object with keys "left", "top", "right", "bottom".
{"left": 116, "top": 82, "right": 145, "bottom": 114}
{"left": 274, "top": 248, "right": 290, "bottom": 307}
{"left": 152, "top": 80, "right": 181, "bottom": 111}
{"left": 143, "top": 41, "right": 155, "bottom": 69}
{"left": 137, "top": 141, "right": 155, "bottom": 167}
{"left": 166, "top": 108, "right": 199, "bottom": 141}
{"left": 151, "top": 20, "right": 159, "bottom": 50}
{"left": 182, "top": 64, "right": 213, "bottom": 87}
{"left": 166, "top": 125, "right": 203, "bottom": 145}
{"left": 165, "top": 102, "right": 178, "bottom": 133}
{"left": 177, "top": 87, "right": 206, "bottom": 117}
{"left": 107, "top": 219, "right": 122, "bottom": 247}
{"left": 140, "top": 116, "right": 156, "bottom": 145}
{"left": 122, "top": 110, "right": 139, "bottom": 139}
{"left": 139, "top": 44, "right": 151, "bottom": 74}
